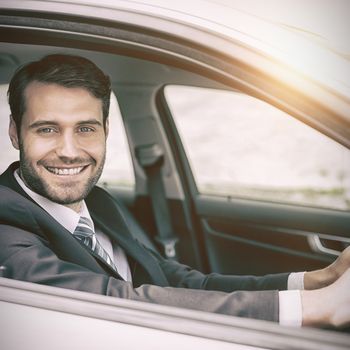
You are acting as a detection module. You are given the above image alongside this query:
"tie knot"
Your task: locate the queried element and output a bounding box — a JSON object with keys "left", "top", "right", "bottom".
{"left": 78, "top": 216, "right": 94, "bottom": 231}
{"left": 74, "top": 216, "right": 94, "bottom": 238}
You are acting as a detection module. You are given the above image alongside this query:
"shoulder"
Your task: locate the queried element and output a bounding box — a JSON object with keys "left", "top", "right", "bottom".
{"left": 0, "top": 223, "right": 49, "bottom": 268}
{"left": 0, "top": 185, "right": 49, "bottom": 240}
{"left": 0, "top": 223, "right": 47, "bottom": 245}
{"left": 87, "top": 185, "right": 115, "bottom": 202}
{"left": 86, "top": 185, "right": 124, "bottom": 217}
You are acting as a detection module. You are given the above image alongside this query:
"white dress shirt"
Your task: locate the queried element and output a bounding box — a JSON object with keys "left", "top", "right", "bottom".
{"left": 280, "top": 272, "right": 304, "bottom": 326}
{"left": 14, "top": 170, "right": 303, "bottom": 325}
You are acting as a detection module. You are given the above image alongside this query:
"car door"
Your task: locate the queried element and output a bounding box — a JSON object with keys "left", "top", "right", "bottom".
{"left": 158, "top": 84, "right": 350, "bottom": 276}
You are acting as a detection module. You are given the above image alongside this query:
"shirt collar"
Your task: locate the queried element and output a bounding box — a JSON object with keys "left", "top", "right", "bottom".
{"left": 14, "top": 169, "right": 93, "bottom": 233}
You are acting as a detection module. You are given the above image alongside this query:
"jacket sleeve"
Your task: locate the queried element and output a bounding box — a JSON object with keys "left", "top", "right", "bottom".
{"left": 0, "top": 224, "right": 279, "bottom": 322}
{"left": 147, "top": 248, "right": 289, "bottom": 292}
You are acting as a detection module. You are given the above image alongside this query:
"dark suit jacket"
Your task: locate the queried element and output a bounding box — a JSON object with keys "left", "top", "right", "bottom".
{"left": 0, "top": 162, "right": 289, "bottom": 322}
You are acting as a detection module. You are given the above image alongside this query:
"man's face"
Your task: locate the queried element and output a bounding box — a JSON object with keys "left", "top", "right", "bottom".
{"left": 9, "top": 81, "right": 108, "bottom": 211}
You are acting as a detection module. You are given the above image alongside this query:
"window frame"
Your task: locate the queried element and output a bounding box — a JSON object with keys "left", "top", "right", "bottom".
{"left": 1, "top": 6, "right": 350, "bottom": 344}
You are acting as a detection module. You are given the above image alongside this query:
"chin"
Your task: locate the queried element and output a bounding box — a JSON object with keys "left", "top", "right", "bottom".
{"left": 40, "top": 181, "right": 86, "bottom": 203}
{"left": 50, "top": 190, "right": 87, "bottom": 205}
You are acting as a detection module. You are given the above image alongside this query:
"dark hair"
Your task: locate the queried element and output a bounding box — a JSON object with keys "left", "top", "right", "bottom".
{"left": 7, "top": 54, "right": 111, "bottom": 131}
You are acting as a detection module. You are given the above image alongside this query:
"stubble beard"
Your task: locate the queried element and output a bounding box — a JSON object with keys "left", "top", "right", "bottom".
{"left": 18, "top": 142, "right": 106, "bottom": 206}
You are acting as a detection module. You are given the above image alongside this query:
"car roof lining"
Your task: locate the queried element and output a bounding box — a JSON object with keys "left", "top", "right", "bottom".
{"left": 0, "top": 42, "right": 230, "bottom": 91}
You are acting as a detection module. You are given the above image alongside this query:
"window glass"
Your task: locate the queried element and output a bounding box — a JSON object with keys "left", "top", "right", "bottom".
{"left": 0, "top": 84, "right": 134, "bottom": 188}
{"left": 165, "top": 85, "right": 350, "bottom": 210}
{"left": 0, "top": 84, "right": 19, "bottom": 172}
{"left": 98, "top": 92, "right": 135, "bottom": 188}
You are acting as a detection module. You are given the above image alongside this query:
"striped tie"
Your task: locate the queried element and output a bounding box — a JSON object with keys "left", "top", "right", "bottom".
{"left": 73, "top": 216, "right": 118, "bottom": 272}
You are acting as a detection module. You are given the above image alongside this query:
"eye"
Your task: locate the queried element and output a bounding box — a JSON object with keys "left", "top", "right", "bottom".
{"left": 78, "top": 126, "right": 94, "bottom": 133}
{"left": 37, "top": 127, "right": 56, "bottom": 134}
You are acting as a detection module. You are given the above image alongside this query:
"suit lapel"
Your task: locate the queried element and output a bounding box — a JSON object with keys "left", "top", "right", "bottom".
{"left": 87, "top": 187, "right": 169, "bottom": 287}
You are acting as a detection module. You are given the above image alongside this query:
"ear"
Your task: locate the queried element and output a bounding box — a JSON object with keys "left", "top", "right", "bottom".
{"left": 9, "top": 116, "right": 20, "bottom": 150}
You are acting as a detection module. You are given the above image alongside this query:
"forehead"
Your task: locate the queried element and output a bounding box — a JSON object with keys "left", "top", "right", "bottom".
{"left": 24, "top": 81, "right": 99, "bottom": 105}
{"left": 22, "top": 81, "right": 103, "bottom": 124}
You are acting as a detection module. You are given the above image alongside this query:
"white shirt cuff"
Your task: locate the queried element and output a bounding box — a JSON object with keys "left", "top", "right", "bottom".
{"left": 287, "top": 271, "right": 305, "bottom": 290}
{"left": 279, "top": 290, "right": 302, "bottom": 327}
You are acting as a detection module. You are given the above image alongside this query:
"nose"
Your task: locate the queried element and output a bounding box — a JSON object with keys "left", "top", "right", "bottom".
{"left": 56, "top": 131, "right": 80, "bottom": 159}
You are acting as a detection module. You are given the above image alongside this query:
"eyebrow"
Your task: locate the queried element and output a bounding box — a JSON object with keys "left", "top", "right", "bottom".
{"left": 76, "top": 119, "right": 103, "bottom": 127}
{"left": 29, "top": 119, "right": 103, "bottom": 129}
{"left": 29, "top": 120, "right": 59, "bottom": 129}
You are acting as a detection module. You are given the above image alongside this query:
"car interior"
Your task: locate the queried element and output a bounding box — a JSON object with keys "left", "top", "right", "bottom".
{"left": 1, "top": 40, "right": 349, "bottom": 278}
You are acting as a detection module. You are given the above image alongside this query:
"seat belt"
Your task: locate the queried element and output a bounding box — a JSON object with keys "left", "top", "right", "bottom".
{"left": 135, "top": 144, "right": 178, "bottom": 260}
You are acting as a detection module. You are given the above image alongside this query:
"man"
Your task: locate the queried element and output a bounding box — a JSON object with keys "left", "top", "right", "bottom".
{"left": 0, "top": 54, "right": 349, "bottom": 328}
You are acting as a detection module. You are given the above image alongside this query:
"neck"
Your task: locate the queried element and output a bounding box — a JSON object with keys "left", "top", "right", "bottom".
{"left": 64, "top": 201, "right": 82, "bottom": 213}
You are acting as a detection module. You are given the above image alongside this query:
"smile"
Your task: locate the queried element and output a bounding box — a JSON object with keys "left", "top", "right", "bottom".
{"left": 46, "top": 166, "right": 86, "bottom": 176}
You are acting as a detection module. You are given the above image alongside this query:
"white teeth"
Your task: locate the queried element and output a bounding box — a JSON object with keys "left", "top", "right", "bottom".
{"left": 47, "top": 167, "right": 84, "bottom": 175}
